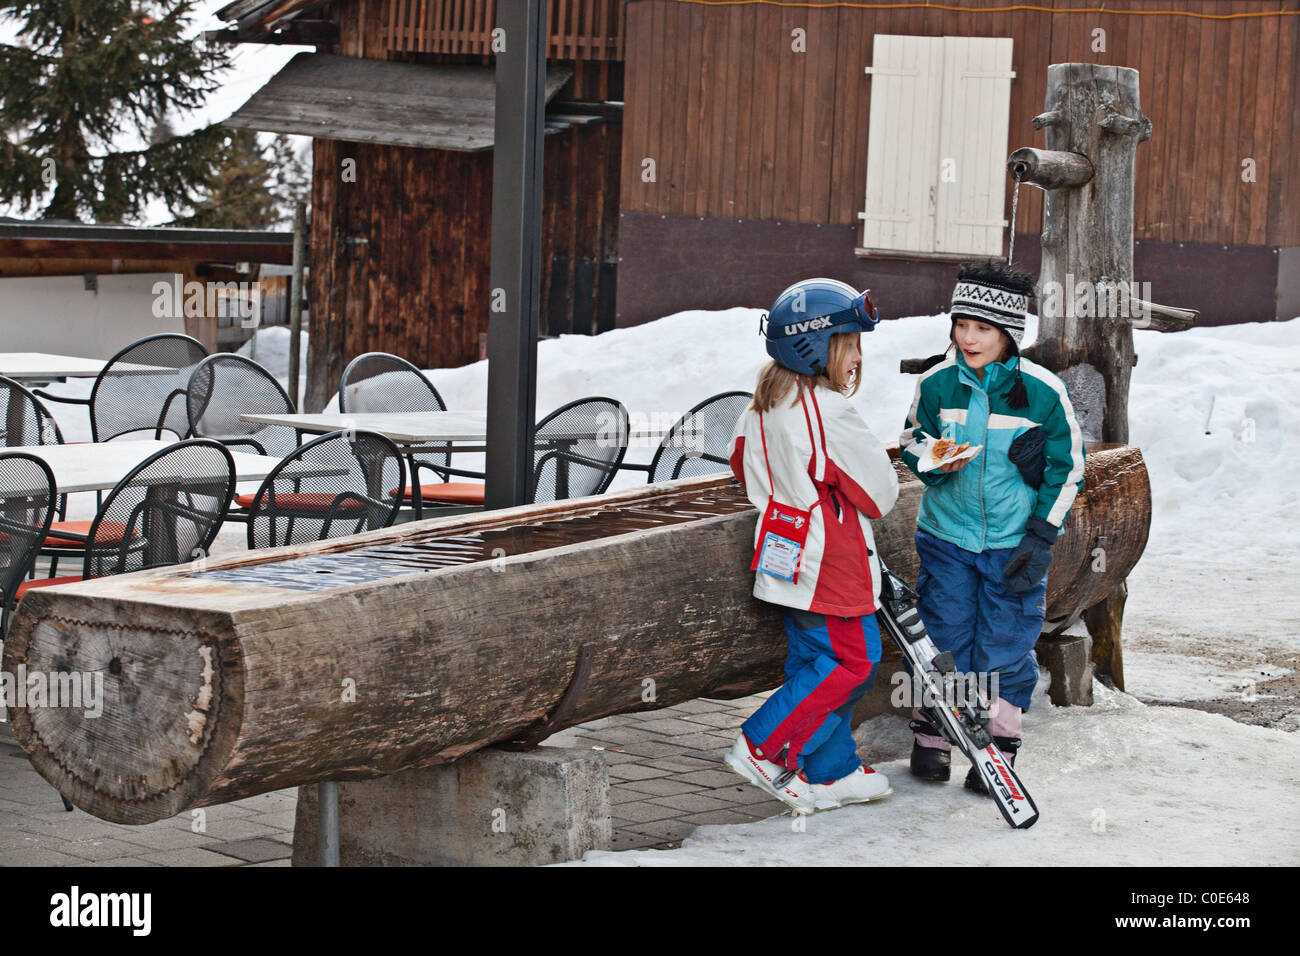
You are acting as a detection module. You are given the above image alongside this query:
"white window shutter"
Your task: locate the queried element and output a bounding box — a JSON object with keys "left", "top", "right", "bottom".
{"left": 934, "top": 37, "right": 1015, "bottom": 257}
{"left": 860, "top": 35, "right": 943, "bottom": 254}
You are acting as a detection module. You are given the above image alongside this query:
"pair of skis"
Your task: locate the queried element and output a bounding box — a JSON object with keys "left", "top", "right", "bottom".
{"left": 875, "top": 564, "right": 1040, "bottom": 829}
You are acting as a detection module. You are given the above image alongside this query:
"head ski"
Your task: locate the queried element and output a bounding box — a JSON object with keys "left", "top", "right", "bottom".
{"left": 875, "top": 565, "right": 1040, "bottom": 829}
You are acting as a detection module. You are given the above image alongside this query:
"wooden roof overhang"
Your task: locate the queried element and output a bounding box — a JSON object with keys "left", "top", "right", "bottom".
{"left": 222, "top": 52, "right": 574, "bottom": 151}
{"left": 0, "top": 222, "right": 297, "bottom": 265}
{"left": 211, "top": 0, "right": 332, "bottom": 43}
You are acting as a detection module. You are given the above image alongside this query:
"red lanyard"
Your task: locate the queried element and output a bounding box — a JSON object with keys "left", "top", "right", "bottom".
{"left": 751, "top": 390, "right": 826, "bottom": 584}
{"left": 758, "top": 389, "right": 825, "bottom": 493}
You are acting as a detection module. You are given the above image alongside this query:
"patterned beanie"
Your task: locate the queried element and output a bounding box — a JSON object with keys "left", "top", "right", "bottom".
{"left": 951, "top": 262, "right": 1036, "bottom": 408}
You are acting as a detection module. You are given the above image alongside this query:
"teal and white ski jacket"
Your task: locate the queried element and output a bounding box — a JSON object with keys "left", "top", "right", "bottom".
{"left": 899, "top": 352, "right": 1086, "bottom": 552}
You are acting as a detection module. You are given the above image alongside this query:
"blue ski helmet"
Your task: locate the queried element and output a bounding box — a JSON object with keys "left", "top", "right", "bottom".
{"left": 764, "top": 278, "right": 880, "bottom": 376}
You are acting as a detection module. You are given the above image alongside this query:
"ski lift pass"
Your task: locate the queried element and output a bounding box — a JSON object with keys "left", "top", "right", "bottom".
{"left": 916, "top": 434, "right": 983, "bottom": 473}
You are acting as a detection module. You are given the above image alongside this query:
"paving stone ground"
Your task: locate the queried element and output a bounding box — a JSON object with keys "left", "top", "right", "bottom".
{"left": 0, "top": 692, "right": 786, "bottom": 865}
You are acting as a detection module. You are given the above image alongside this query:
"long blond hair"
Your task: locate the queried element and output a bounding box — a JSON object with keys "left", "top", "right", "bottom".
{"left": 751, "top": 332, "right": 861, "bottom": 413}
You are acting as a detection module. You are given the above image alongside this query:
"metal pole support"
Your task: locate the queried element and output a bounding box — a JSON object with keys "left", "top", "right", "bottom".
{"left": 288, "top": 200, "right": 307, "bottom": 410}
{"left": 484, "top": 0, "right": 548, "bottom": 510}
{"left": 318, "top": 780, "right": 339, "bottom": 867}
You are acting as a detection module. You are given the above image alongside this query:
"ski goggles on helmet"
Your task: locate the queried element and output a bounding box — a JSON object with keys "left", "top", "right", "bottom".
{"left": 759, "top": 291, "right": 883, "bottom": 340}
{"left": 848, "top": 289, "right": 881, "bottom": 331}
{"left": 770, "top": 288, "right": 880, "bottom": 339}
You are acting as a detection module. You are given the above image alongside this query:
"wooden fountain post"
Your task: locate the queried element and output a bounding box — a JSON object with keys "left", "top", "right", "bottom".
{"left": 1008, "top": 64, "right": 1168, "bottom": 690}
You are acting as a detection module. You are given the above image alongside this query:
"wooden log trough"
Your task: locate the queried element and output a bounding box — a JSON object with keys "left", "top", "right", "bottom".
{"left": 1, "top": 444, "right": 1149, "bottom": 824}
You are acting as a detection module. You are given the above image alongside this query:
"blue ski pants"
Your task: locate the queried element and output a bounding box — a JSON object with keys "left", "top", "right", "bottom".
{"left": 913, "top": 529, "right": 1046, "bottom": 711}
{"left": 742, "top": 610, "right": 881, "bottom": 785}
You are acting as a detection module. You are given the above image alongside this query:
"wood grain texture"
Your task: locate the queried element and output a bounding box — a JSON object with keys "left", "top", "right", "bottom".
{"left": 4, "top": 446, "right": 1149, "bottom": 824}
{"left": 302, "top": 107, "right": 620, "bottom": 409}
{"left": 358, "top": 0, "right": 623, "bottom": 59}
{"left": 1027, "top": 64, "right": 1148, "bottom": 445}
{"left": 613, "top": 1, "right": 1296, "bottom": 246}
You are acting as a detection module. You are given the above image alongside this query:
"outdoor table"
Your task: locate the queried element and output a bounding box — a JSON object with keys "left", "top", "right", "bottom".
{"left": 6, "top": 440, "right": 349, "bottom": 566}
{"left": 0, "top": 352, "right": 164, "bottom": 382}
{"left": 5, "top": 440, "right": 305, "bottom": 495}
{"left": 1, "top": 352, "right": 187, "bottom": 448}
{"left": 237, "top": 410, "right": 669, "bottom": 452}
{"left": 240, "top": 410, "right": 672, "bottom": 500}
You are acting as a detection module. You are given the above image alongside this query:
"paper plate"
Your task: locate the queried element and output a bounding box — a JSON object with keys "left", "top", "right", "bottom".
{"left": 916, "top": 435, "right": 984, "bottom": 473}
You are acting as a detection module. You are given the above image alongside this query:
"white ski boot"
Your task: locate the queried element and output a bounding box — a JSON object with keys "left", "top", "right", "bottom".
{"left": 724, "top": 734, "right": 816, "bottom": 815}
{"left": 810, "top": 765, "right": 893, "bottom": 810}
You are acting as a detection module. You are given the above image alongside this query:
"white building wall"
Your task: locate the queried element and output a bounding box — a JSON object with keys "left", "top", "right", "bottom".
{"left": 0, "top": 272, "right": 185, "bottom": 359}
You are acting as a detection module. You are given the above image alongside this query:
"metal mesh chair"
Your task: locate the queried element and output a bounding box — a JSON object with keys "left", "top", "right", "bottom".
{"left": 185, "top": 353, "right": 299, "bottom": 458}
{"left": 0, "top": 376, "right": 64, "bottom": 448}
{"left": 246, "top": 431, "right": 405, "bottom": 550}
{"left": 34, "top": 333, "right": 209, "bottom": 442}
{"left": 530, "top": 398, "right": 630, "bottom": 504}
{"left": 621, "top": 391, "right": 753, "bottom": 483}
{"left": 32, "top": 440, "right": 235, "bottom": 583}
{"left": 0, "top": 451, "right": 74, "bottom": 811}
{"left": 0, "top": 453, "right": 57, "bottom": 638}
{"left": 0, "top": 376, "right": 68, "bottom": 538}
{"left": 84, "top": 440, "right": 235, "bottom": 578}
{"left": 339, "top": 352, "right": 482, "bottom": 515}
{"left": 339, "top": 352, "right": 447, "bottom": 414}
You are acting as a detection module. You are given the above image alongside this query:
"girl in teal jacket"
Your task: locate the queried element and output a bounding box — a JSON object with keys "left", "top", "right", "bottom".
{"left": 899, "top": 262, "right": 1085, "bottom": 793}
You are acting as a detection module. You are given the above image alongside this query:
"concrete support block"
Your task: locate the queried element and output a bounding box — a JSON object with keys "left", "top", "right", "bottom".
{"left": 292, "top": 745, "right": 610, "bottom": 866}
{"left": 1036, "top": 633, "right": 1095, "bottom": 707}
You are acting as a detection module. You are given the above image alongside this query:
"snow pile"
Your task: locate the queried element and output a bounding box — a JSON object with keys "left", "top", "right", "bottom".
{"left": 411, "top": 309, "right": 950, "bottom": 490}
{"left": 413, "top": 310, "right": 1300, "bottom": 527}
{"left": 570, "top": 674, "right": 1300, "bottom": 867}
{"left": 237, "top": 326, "right": 308, "bottom": 395}
{"left": 1128, "top": 320, "right": 1300, "bottom": 561}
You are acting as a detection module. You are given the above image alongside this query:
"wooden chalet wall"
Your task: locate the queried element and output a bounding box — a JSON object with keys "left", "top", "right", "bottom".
{"left": 382, "top": 0, "right": 626, "bottom": 58}
{"left": 304, "top": 0, "right": 623, "bottom": 412}
{"left": 618, "top": 0, "right": 1300, "bottom": 326}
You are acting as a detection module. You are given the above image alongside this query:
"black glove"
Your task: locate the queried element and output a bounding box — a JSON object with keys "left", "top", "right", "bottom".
{"left": 1004, "top": 516, "right": 1057, "bottom": 593}
{"left": 1008, "top": 428, "right": 1047, "bottom": 489}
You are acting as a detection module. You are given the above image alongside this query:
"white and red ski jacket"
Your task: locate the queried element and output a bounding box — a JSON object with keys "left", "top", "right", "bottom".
{"left": 728, "top": 383, "right": 899, "bottom": 616}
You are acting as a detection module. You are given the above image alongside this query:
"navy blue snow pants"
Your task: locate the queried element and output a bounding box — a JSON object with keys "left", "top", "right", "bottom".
{"left": 913, "top": 529, "right": 1046, "bottom": 711}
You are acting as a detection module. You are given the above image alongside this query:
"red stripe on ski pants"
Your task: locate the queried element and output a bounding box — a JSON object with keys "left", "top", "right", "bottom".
{"left": 746, "top": 614, "right": 876, "bottom": 777}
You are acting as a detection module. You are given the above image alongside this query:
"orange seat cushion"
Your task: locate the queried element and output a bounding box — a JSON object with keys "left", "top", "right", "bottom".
{"left": 247, "top": 492, "right": 366, "bottom": 514}
{"left": 396, "top": 483, "right": 485, "bottom": 505}
{"left": 17, "top": 576, "right": 84, "bottom": 597}
{"left": 43, "top": 521, "right": 132, "bottom": 551}
{"left": 234, "top": 493, "right": 256, "bottom": 509}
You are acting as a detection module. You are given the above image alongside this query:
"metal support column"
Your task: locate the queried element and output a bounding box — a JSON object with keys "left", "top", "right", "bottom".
{"left": 318, "top": 780, "right": 339, "bottom": 867}
{"left": 287, "top": 199, "right": 307, "bottom": 409}
{"left": 484, "top": 0, "right": 547, "bottom": 510}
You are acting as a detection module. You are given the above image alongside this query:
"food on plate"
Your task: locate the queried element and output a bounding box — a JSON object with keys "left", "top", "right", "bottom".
{"left": 931, "top": 438, "right": 971, "bottom": 464}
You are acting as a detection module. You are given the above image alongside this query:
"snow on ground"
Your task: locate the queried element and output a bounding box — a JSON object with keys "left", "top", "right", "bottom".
{"left": 26, "top": 310, "right": 1300, "bottom": 865}
{"left": 572, "top": 674, "right": 1300, "bottom": 866}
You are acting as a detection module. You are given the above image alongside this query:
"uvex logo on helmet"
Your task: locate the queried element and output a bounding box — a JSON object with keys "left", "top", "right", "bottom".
{"left": 782, "top": 316, "right": 833, "bottom": 336}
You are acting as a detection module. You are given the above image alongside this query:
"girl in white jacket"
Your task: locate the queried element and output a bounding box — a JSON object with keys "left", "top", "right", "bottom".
{"left": 724, "top": 279, "right": 899, "bottom": 814}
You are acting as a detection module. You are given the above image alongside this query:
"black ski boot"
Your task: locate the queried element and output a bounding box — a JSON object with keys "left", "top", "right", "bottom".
{"left": 909, "top": 719, "right": 952, "bottom": 782}
{"left": 965, "top": 736, "right": 1021, "bottom": 796}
